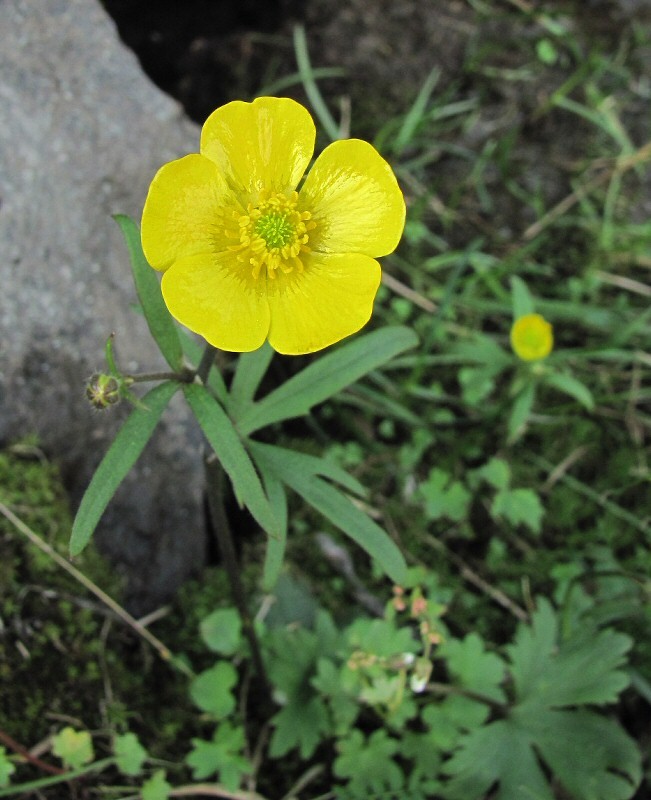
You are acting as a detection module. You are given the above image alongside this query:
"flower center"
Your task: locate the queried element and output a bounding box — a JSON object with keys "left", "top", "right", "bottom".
{"left": 254, "top": 211, "right": 295, "bottom": 249}
{"left": 226, "top": 190, "right": 316, "bottom": 280}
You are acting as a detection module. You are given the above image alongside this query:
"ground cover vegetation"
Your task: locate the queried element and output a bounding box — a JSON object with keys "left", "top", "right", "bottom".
{"left": 2, "top": 2, "right": 651, "bottom": 798}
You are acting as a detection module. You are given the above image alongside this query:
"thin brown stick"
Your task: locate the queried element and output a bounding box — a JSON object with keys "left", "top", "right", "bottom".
{"left": 520, "top": 140, "right": 651, "bottom": 242}
{"left": 0, "top": 502, "right": 193, "bottom": 678}
{"left": 0, "top": 729, "right": 65, "bottom": 776}
{"left": 421, "top": 531, "right": 529, "bottom": 622}
{"left": 168, "top": 785, "right": 269, "bottom": 799}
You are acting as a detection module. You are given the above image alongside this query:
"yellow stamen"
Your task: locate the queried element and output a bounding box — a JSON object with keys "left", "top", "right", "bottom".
{"left": 223, "top": 191, "right": 314, "bottom": 280}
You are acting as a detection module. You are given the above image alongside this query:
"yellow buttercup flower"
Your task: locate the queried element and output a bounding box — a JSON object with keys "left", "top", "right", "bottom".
{"left": 141, "top": 97, "right": 406, "bottom": 355}
{"left": 510, "top": 313, "right": 554, "bottom": 361}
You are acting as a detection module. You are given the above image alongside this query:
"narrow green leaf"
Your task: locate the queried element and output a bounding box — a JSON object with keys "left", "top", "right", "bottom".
{"left": 179, "top": 330, "right": 228, "bottom": 406}
{"left": 114, "top": 215, "right": 183, "bottom": 371}
{"left": 239, "top": 326, "right": 419, "bottom": 436}
{"left": 543, "top": 371, "right": 594, "bottom": 411}
{"left": 183, "top": 384, "right": 277, "bottom": 537}
{"left": 507, "top": 382, "right": 536, "bottom": 443}
{"left": 293, "top": 23, "right": 341, "bottom": 142}
{"left": 259, "top": 467, "right": 288, "bottom": 591}
{"left": 393, "top": 66, "right": 441, "bottom": 154}
{"left": 229, "top": 342, "right": 274, "bottom": 415}
{"left": 70, "top": 381, "right": 179, "bottom": 556}
{"left": 250, "top": 441, "right": 367, "bottom": 498}
{"left": 510, "top": 276, "right": 535, "bottom": 319}
{"left": 252, "top": 444, "right": 406, "bottom": 584}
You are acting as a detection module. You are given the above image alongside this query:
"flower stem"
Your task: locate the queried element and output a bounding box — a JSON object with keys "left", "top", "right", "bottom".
{"left": 204, "top": 457, "right": 269, "bottom": 689}
{"left": 196, "top": 343, "right": 218, "bottom": 385}
{"left": 128, "top": 370, "right": 190, "bottom": 384}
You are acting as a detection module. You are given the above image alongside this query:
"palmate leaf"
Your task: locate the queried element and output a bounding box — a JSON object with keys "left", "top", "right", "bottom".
{"left": 238, "top": 326, "right": 418, "bottom": 436}
{"left": 439, "top": 632, "right": 506, "bottom": 703}
{"left": 269, "top": 696, "right": 330, "bottom": 759}
{"left": 141, "top": 770, "right": 172, "bottom": 800}
{"left": 113, "top": 732, "right": 147, "bottom": 776}
{"left": 199, "top": 607, "right": 242, "bottom": 656}
{"left": 114, "top": 214, "right": 183, "bottom": 371}
{"left": 190, "top": 662, "right": 238, "bottom": 717}
{"left": 334, "top": 729, "right": 404, "bottom": 796}
{"left": 186, "top": 722, "right": 251, "bottom": 790}
{"left": 526, "top": 709, "right": 642, "bottom": 800}
{"left": 70, "top": 381, "right": 180, "bottom": 555}
{"left": 508, "top": 598, "right": 632, "bottom": 707}
{"left": 52, "top": 727, "right": 94, "bottom": 770}
{"left": 250, "top": 442, "right": 407, "bottom": 585}
{"left": 443, "top": 720, "right": 553, "bottom": 800}
{"left": 420, "top": 467, "right": 471, "bottom": 523}
{"left": 442, "top": 599, "right": 641, "bottom": 800}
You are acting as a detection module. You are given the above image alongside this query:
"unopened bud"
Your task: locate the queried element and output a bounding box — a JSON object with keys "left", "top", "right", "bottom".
{"left": 85, "top": 373, "right": 121, "bottom": 410}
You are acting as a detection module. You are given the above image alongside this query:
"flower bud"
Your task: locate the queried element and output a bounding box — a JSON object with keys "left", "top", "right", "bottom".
{"left": 85, "top": 373, "right": 121, "bottom": 410}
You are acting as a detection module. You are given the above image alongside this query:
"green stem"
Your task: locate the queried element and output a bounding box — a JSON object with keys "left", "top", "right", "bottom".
{"left": 196, "top": 343, "right": 218, "bottom": 385}
{"left": 427, "top": 682, "right": 508, "bottom": 715}
{"left": 128, "top": 369, "right": 193, "bottom": 384}
{"left": 0, "top": 758, "right": 115, "bottom": 797}
{"left": 121, "top": 343, "right": 216, "bottom": 387}
{"left": 204, "top": 457, "right": 269, "bottom": 689}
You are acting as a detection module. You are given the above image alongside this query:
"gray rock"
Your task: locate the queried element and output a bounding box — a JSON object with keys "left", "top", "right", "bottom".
{"left": 0, "top": 0, "right": 211, "bottom": 611}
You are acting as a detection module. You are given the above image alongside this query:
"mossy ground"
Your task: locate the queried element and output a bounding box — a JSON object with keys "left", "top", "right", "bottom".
{"left": 0, "top": 441, "right": 209, "bottom": 770}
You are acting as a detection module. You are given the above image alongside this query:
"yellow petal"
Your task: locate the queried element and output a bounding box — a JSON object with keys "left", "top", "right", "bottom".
{"left": 510, "top": 313, "right": 554, "bottom": 361}
{"left": 161, "top": 252, "right": 270, "bottom": 352}
{"left": 267, "top": 252, "right": 381, "bottom": 355}
{"left": 299, "top": 139, "right": 405, "bottom": 258}
{"left": 141, "top": 154, "right": 234, "bottom": 271}
{"left": 201, "top": 97, "right": 315, "bottom": 201}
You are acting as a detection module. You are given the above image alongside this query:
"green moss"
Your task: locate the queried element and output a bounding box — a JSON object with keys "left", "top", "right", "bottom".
{"left": 0, "top": 441, "right": 124, "bottom": 743}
